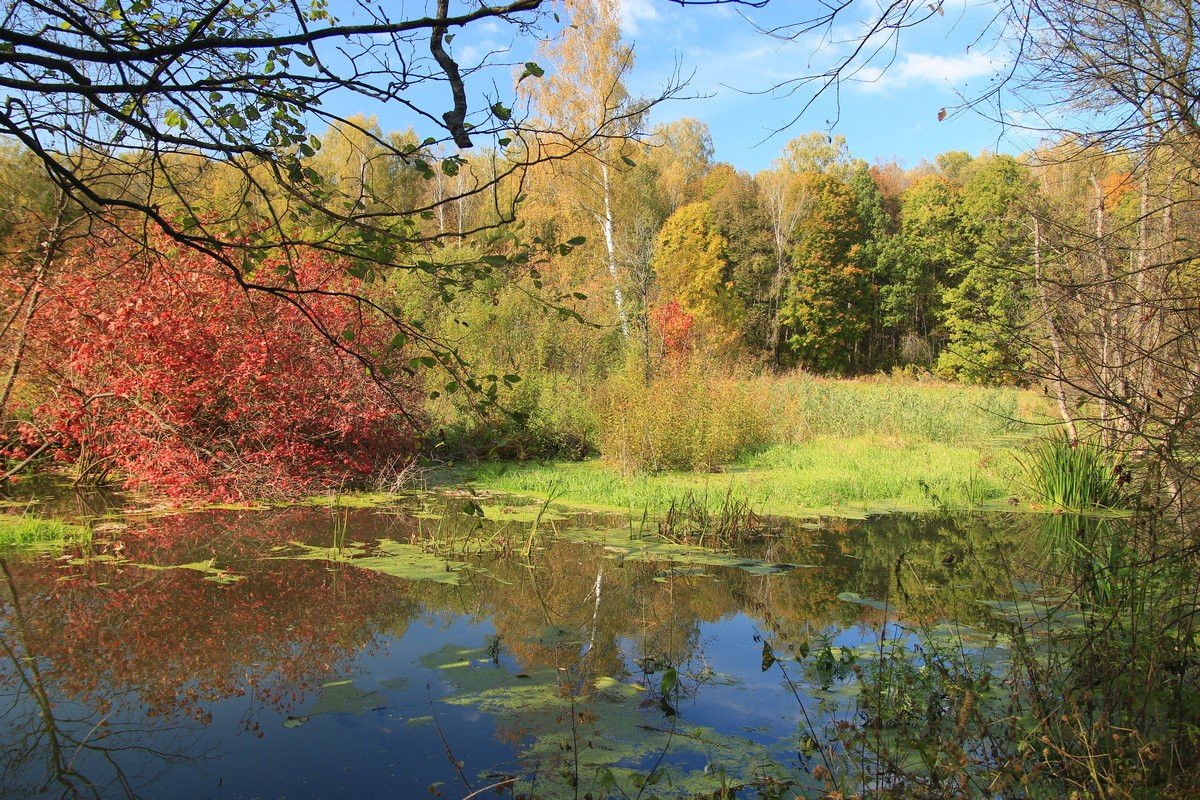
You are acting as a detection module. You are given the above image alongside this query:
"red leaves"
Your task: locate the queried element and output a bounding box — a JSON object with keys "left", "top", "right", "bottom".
{"left": 24, "top": 230, "right": 418, "bottom": 500}
{"left": 650, "top": 300, "right": 696, "bottom": 358}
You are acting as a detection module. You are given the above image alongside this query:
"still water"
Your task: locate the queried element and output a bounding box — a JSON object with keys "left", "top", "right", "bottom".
{"left": 0, "top": 491, "right": 1042, "bottom": 799}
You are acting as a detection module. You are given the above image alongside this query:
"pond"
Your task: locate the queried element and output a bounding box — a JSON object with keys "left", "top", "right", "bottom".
{"left": 0, "top": 489, "right": 1056, "bottom": 799}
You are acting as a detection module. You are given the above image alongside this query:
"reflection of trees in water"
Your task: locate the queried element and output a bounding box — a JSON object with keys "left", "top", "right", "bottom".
{"left": 0, "top": 558, "right": 206, "bottom": 799}
{"left": 840, "top": 513, "right": 1047, "bottom": 627}
{"left": 4, "top": 509, "right": 424, "bottom": 726}
{"left": 0, "top": 503, "right": 1049, "bottom": 796}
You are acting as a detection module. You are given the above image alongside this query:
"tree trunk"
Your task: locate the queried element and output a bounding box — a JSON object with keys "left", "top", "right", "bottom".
{"left": 598, "top": 162, "right": 629, "bottom": 338}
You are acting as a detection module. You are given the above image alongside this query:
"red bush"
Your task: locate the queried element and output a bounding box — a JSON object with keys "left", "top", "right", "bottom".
{"left": 650, "top": 299, "right": 696, "bottom": 358}
{"left": 24, "top": 232, "right": 418, "bottom": 500}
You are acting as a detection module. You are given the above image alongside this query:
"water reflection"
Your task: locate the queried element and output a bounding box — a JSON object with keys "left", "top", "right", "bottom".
{"left": 0, "top": 501, "right": 1044, "bottom": 798}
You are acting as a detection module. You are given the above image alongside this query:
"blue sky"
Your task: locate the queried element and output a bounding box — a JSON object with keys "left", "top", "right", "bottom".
{"left": 331, "top": 1, "right": 1053, "bottom": 174}
{"left": 613, "top": 0, "right": 1042, "bottom": 172}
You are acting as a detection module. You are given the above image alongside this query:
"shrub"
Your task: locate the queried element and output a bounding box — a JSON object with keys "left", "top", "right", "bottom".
{"left": 593, "top": 365, "right": 771, "bottom": 473}
{"left": 21, "top": 231, "right": 418, "bottom": 500}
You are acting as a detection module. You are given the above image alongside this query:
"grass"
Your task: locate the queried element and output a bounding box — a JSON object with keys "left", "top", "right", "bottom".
{"left": 462, "top": 436, "right": 1023, "bottom": 518}
{"left": 765, "top": 373, "right": 1039, "bottom": 444}
{"left": 451, "top": 374, "right": 1048, "bottom": 518}
{"left": 0, "top": 513, "right": 89, "bottom": 547}
{"left": 1021, "top": 433, "right": 1125, "bottom": 511}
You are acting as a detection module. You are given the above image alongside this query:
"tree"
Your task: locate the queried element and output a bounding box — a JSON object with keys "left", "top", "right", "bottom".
{"left": 645, "top": 118, "right": 715, "bottom": 212}
{"left": 0, "top": 0, "right": 681, "bottom": 439}
{"left": 848, "top": 164, "right": 895, "bottom": 369}
{"left": 650, "top": 201, "right": 743, "bottom": 355}
{"left": 778, "top": 175, "right": 870, "bottom": 374}
{"left": 937, "top": 155, "right": 1036, "bottom": 384}
{"left": 703, "top": 165, "right": 775, "bottom": 356}
{"left": 876, "top": 173, "right": 964, "bottom": 366}
{"left": 526, "top": 0, "right": 671, "bottom": 339}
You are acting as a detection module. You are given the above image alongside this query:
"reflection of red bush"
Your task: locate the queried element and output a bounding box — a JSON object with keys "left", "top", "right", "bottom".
{"left": 7, "top": 511, "right": 419, "bottom": 723}
{"left": 650, "top": 300, "right": 695, "bottom": 357}
{"left": 23, "top": 230, "right": 417, "bottom": 500}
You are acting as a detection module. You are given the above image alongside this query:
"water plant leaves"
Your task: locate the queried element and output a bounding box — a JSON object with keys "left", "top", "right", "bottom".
{"left": 130, "top": 560, "right": 246, "bottom": 584}
{"left": 836, "top": 591, "right": 890, "bottom": 610}
{"left": 421, "top": 643, "right": 798, "bottom": 800}
{"left": 558, "top": 528, "right": 803, "bottom": 576}
{"left": 266, "top": 538, "right": 468, "bottom": 584}
{"left": 308, "top": 679, "right": 387, "bottom": 717}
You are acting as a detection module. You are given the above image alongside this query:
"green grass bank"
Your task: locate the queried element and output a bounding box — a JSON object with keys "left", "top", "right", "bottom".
{"left": 450, "top": 374, "right": 1052, "bottom": 518}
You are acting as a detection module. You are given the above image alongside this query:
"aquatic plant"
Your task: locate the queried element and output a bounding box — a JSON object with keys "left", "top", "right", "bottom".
{"left": 1022, "top": 432, "right": 1124, "bottom": 511}
{"left": 0, "top": 512, "right": 87, "bottom": 547}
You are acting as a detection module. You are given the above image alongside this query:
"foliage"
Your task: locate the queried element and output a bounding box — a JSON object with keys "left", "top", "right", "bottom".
{"left": 650, "top": 201, "right": 744, "bottom": 354}
{"left": 937, "top": 155, "right": 1036, "bottom": 385}
{"left": 778, "top": 175, "right": 870, "bottom": 373}
{"left": 592, "top": 364, "right": 772, "bottom": 473}
{"left": 1022, "top": 433, "right": 1125, "bottom": 511}
{"left": 20, "top": 229, "right": 417, "bottom": 500}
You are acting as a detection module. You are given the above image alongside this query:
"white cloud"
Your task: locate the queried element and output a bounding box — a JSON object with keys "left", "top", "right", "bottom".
{"left": 618, "top": 0, "right": 661, "bottom": 36}
{"left": 851, "top": 50, "right": 1003, "bottom": 93}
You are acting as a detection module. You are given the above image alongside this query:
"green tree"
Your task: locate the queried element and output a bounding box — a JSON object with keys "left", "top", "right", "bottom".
{"left": 876, "top": 173, "right": 964, "bottom": 366}
{"left": 937, "top": 155, "right": 1036, "bottom": 384}
{"left": 779, "top": 175, "right": 870, "bottom": 373}
{"left": 848, "top": 165, "right": 895, "bottom": 369}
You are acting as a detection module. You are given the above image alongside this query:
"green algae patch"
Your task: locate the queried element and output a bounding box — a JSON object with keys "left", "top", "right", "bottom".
{"left": 557, "top": 528, "right": 807, "bottom": 576}
{"left": 266, "top": 538, "right": 469, "bottom": 585}
{"left": 296, "top": 491, "right": 422, "bottom": 510}
{"left": 422, "top": 644, "right": 800, "bottom": 800}
{"left": 129, "top": 559, "right": 246, "bottom": 584}
{"left": 309, "top": 679, "right": 387, "bottom": 716}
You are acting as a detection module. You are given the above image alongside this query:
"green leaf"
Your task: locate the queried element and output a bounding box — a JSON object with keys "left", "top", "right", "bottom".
{"left": 490, "top": 102, "right": 512, "bottom": 122}
{"left": 518, "top": 61, "right": 545, "bottom": 82}
{"left": 621, "top": 155, "right": 636, "bottom": 167}
{"left": 566, "top": 235, "right": 587, "bottom": 246}
{"left": 660, "top": 667, "right": 677, "bottom": 695}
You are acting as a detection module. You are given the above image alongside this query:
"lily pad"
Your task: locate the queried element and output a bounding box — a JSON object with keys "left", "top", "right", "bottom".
{"left": 422, "top": 643, "right": 802, "bottom": 800}
{"left": 130, "top": 560, "right": 246, "bottom": 584}
{"left": 265, "top": 538, "right": 468, "bottom": 585}
{"left": 837, "top": 591, "right": 891, "bottom": 610}
{"left": 308, "top": 679, "right": 387, "bottom": 717}
{"left": 559, "top": 528, "right": 804, "bottom": 576}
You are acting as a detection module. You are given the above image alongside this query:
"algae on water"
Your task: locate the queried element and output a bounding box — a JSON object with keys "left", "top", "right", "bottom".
{"left": 421, "top": 643, "right": 804, "bottom": 800}
{"left": 558, "top": 528, "right": 806, "bottom": 576}
{"left": 266, "top": 538, "right": 469, "bottom": 584}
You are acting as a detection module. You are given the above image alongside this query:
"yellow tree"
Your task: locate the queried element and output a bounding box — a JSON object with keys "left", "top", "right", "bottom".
{"left": 645, "top": 118, "right": 715, "bottom": 213}
{"left": 526, "top": 0, "right": 666, "bottom": 339}
{"left": 651, "top": 201, "right": 743, "bottom": 355}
